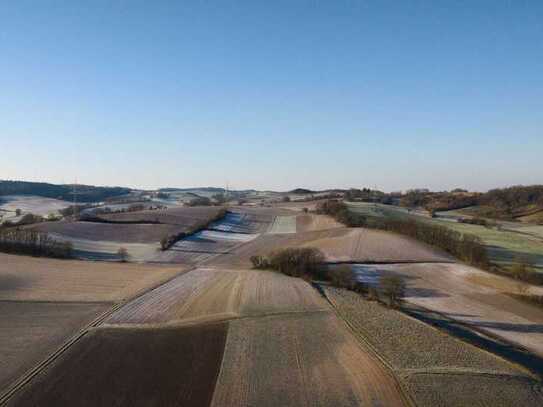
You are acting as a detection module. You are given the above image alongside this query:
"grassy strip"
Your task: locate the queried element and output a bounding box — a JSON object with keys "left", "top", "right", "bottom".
{"left": 160, "top": 208, "right": 227, "bottom": 250}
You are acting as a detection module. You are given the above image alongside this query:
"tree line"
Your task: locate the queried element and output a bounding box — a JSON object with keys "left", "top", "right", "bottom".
{"left": 251, "top": 247, "right": 406, "bottom": 307}
{"left": 160, "top": 208, "right": 228, "bottom": 250}
{"left": 316, "top": 200, "right": 490, "bottom": 270}
{"left": 0, "top": 228, "right": 73, "bottom": 258}
{"left": 0, "top": 180, "right": 130, "bottom": 202}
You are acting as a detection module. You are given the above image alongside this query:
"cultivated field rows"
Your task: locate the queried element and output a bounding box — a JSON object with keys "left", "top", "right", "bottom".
{"left": 0, "top": 252, "right": 189, "bottom": 402}
{"left": 324, "top": 287, "right": 543, "bottom": 406}
{"left": 0, "top": 301, "right": 110, "bottom": 393}
{"left": 0, "top": 253, "right": 184, "bottom": 302}
{"left": 347, "top": 201, "right": 543, "bottom": 271}
{"left": 211, "top": 312, "right": 407, "bottom": 407}
{"left": 267, "top": 215, "right": 297, "bottom": 234}
{"left": 296, "top": 214, "right": 343, "bottom": 232}
{"left": 7, "top": 325, "right": 228, "bottom": 407}
{"left": 348, "top": 262, "right": 543, "bottom": 356}
{"left": 103, "top": 268, "right": 329, "bottom": 326}
{"left": 7, "top": 206, "right": 543, "bottom": 406}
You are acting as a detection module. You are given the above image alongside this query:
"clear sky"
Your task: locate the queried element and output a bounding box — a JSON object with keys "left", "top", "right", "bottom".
{"left": 1, "top": 1, "right": 542, "bottom": 192}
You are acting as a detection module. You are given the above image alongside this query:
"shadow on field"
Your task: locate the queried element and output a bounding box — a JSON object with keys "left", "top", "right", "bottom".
{"left": 185, "top": 236, "right": 217, "bottom": 244}
{"left": 476, "top": 321, "right": 543, "bottom": 334}
{"left": 404, "top": 306, "right": 543, "bottom": 378}
{"left": 73, "top": 250, "right": 119, "bottom": 261}
{"left": 0, "top": 275, "right": 27, "bottom": 292}
{"left": 487, "top": 246, "right": 543, "bottom": 271}
{"left": 405, "top": 287, "right": 450, "bottom": 299}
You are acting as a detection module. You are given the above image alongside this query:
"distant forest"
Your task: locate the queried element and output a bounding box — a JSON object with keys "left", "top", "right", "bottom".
{"left": 400, "top": 185, "right": 543, "bottom": 219}
{"left": 0, "top": 180, "right": 130, "bottom": 203}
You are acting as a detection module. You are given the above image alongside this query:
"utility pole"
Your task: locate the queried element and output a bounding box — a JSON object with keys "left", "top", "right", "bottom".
{"left": 72, "top": 180, "right": 78, "bottom": 222}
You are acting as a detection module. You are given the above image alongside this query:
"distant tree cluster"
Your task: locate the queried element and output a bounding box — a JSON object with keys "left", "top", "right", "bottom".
{"left": 479, "top": 185, "right": 543, "bottom": 218}
{"left": 397, "top": 185, "right": 543, "bottom": 219}
{"left": 0, "top": 229, "right": 73, "bottom": 258}
{"left": 344, "top": 188, "right": 381, "bottom": 201}
{"left": 251, "top": 247, "right": 325, "bottom": 278}
{"left": 510, "top": 256, "right": 543, "bottom": 285}
{"left": 185, "top": 197, "right": 212, "bottom": 206}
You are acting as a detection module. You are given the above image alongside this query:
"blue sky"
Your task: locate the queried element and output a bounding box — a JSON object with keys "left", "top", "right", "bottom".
{"left": 1, "top": 1, "right": 542, "bottom": 192}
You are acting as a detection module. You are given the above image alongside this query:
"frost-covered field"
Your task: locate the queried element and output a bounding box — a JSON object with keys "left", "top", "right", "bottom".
{"left": 324, "top": 287, "right": 542, "bottom": 406}
{"left": 268, "top": 215, "right": 297, "bottom": 234}
{"left": 0, "top": 195, "right": 71, "bottom": 219}
{"left": 344, "top": 262, "right": 543, "bottom": 357}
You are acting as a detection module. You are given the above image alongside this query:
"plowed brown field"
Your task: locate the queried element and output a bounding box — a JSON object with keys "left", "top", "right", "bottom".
{"left": 7, "top": 324, "right": 228, "bottom": 407}
{"left": 0, "top": 301, "right": 109, "bottom": 392}
{"left": 0, "top": 253, "right": 184, "bottom": 302}
{"left": 211, "top": 312, "right": 407, "bottom": 407}
{"left": 296, "top": 214, "right": 342, "bottom": 232}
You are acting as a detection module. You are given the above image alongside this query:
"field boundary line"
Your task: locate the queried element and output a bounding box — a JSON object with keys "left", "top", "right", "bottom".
{"left": 324, "top": 260, "right": 457, "bottom": 265}
{"left": 316, "top": 284, "right": 416, "bottom": 407}
{"left": 96, "top": 308, "right": 333, "bottom": 331}
{"left": 0, "top": 302, "right": 122, "bottom": 406}
{"left": 402, "top": 302, "right": 543, "bottom": 380}
{"left": 0, "top": 266, "right": 194, "bottom": 406}
{"left": 0, "top": 299, "right": 115, "bottom": 305}
{"left": 401, "top": 368, "right": 533, "bottom": 379}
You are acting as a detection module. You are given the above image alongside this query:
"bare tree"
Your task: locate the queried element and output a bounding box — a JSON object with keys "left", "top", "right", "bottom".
{"left": 380, "top": 275, "right": 406, "bottom": 307}
{"left": 117, "top": 247, "right": 129, "bottom": 262}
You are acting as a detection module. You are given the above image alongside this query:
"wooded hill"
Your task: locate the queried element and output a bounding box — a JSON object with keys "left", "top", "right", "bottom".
{"left": 0, "top": 180, "right": 130, "bottom": 203}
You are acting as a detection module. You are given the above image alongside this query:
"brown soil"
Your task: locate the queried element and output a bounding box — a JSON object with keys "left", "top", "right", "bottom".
{"left": 31, "top": 221, "right": 185, "bottom": 243}
{"left": 0, "top": 253, "right": 185, "bottom": 302}
{"left": 104, "top": 268, "right": 328, "bottom": 326}
{"left": 98, "top": 206, "right": 222, "bottom": 225}
{"left": 8, "top": 324, "right": 228, "bottom": 407}
{"left": 211, "top": 312, "right": 407, "bottom": 407}
{"left": 296, "top": 214, "right": 343, "bottom": 232}
{"left": 0, "top": 301, "right": 109, "bottom": 391}
{"left": 211, "top": 227, "right": 450, "bottom": 269}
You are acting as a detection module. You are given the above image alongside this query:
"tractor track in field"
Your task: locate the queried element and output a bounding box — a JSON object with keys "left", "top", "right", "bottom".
{"left": 0, "top": 266, "right": 195, "bottom": 406}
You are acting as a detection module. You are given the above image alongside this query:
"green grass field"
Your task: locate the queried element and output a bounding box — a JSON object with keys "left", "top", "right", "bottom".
{"left": 346, "top": 202, "right": 543, "bottom": 272}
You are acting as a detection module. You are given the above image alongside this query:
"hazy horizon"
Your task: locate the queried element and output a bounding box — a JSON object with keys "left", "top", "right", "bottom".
{"left": 2, "top": 1, "right": 542, "bottom": 191}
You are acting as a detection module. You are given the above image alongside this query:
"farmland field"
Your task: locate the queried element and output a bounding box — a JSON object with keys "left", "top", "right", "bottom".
{"left": 211, "top": 312, "right": 407, "bottom": 407}
{"left": 7, "top": 325, "right": 227, "bottom": 407}
{"left": 267, "top": 215, "right": 297, "bottom": 234}
{"left": 0, "top": 195, "right": 71, "bottom": 218}
{"left": 209, "top": 226, "right": 451, "bottom": 269}
{"left": 405, "top": 374, "right": 543, "bottom": 406}
{"left": 154, "top": 230, "right": 259, "bottom": 264}
{"left": 324, "top": 287, "right": 543, "bottom": 406}
{"left": 5, "top": 205, "right": 543, "bottom": 406}
{"left": 32, "top": 221, "right": 188, "bottom": 243}
{"left": 27, "top": 206, "right": 229, "bottom": 261}
{"left": 299, "top": 227, "right": 451, "bottom": 263}
{"left": 97, "top": 206, "right": 222, "bottom": 225}
{"left": 296, "top": 214, "right": 342, "bottom": 232}
{"left": 0, "top": 301, "right": 109, "bottom": 392}
{"left": 104, "top": 268, "right": 328, "bottom": 326}
{"left": 0, "top": 253, "right": 184, "bottom": 302}
{"left": 344, "top": 262, "right": 543, "bottom": 356}
{"left": 346, "top": 201, "right": 543, "bottom": 271}
{"left": 104, "top": 268, "right": 220, "bottom": 324}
